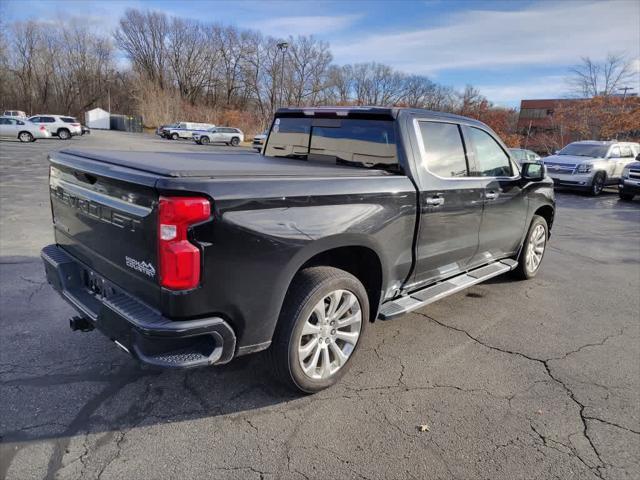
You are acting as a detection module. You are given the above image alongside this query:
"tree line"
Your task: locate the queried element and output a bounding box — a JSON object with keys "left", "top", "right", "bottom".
{"left": 0, "top": 9, "right": 517, "bottom": 136}
{"left": 0, "top": 9, "right": 636, "bottom": 150}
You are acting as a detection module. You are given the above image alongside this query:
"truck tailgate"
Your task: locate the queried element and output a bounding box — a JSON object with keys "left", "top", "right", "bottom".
{"left": 49, "top": 153, "right": 160, "bottom": 307}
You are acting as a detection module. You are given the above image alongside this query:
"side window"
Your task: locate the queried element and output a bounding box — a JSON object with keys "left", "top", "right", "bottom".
{"left": 609, "top": 146, "right": 621, "bottom": 158}
{"left": 29, "top": 117, "right": 40, "bottom": 123}
{"left": 0, "top": 118, "right": 9, "bottom": 125}
{"left": 41, "top": 117, "right": 55, "bottom": 123}
{"left": 418, "top": 121, "right": 468, "bottom": 178}
{"left": 467, "top": 127, "right": 512, "bottom": 177}
{"left": 16, "top": 120, "right": 24, "bottom": 125}
{"left": 620, "top": 146, "right": 633, "bottom": 158}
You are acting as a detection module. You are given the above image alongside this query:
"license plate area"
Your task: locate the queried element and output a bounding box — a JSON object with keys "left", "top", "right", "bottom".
{"left": 83, "top": 268, "right": 117, "bottom": 301}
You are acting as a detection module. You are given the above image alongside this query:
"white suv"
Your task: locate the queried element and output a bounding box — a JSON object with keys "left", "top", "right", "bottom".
{"left": 28, "top": 115, "right": 82, "bottom": 140}
{"left": 193, "top": 127, "right": 244, "bottom": 146}
{"left": 543, "top": 141, "right": 640, "bottom": 195}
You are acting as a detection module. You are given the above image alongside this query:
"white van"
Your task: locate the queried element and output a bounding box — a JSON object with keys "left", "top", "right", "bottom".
{"left": 166, "top": 122, "right": 216, "bottom": 140}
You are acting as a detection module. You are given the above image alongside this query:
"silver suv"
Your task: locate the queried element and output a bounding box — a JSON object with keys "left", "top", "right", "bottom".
{"left": 193, "top": 127, "right": 244, "bottom": 146}
{"left": 543, "top": 141, "right": 640, "bottom": 195}
{"left": 28, "top": 115, "right": 82, "bottom": 140}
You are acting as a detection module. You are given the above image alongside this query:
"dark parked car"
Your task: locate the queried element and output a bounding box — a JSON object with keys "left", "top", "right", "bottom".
{"left": 41, "top": 107, "right": 555, "bottom": 393}
{"left": 619, "top": 155, "right": 640, "bottom": 200}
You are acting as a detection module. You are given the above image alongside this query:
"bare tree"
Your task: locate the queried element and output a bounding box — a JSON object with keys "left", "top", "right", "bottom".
{"left": 568, "top": 53, "right": 635, "bottom": 97}
{"left": 115, "top": 9, "right": 169, "bottom": 89}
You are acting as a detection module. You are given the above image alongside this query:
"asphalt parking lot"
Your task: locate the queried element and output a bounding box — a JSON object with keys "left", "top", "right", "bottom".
{"left": 1, "top": 131, "right": 638, "bottom": 480}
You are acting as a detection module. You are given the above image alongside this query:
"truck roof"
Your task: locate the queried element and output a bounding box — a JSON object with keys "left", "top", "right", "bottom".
{"left": 275, "top": 106, "right": 487, "bottom": 127}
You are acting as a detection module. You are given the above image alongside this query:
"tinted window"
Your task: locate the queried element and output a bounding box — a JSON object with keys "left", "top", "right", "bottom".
{"left": 467, "top": 127, "right": 512, "bottom": 177}
{"left": 0, "top": 118, "right": 10, "bottom": 125}
{"left": 61, "top": 117, "right": 76, "bottom": 123}
{"left": 40, "top": 117, "right": 55, "bottom": 123}
{"left": 265, "top": 117, "right": 398, "bottom": 170}
{"left": 419, "top": 121, "right": 468, "bottom": 178}
{"left": 29, "top": 116, "right": 40, "bottom": 122}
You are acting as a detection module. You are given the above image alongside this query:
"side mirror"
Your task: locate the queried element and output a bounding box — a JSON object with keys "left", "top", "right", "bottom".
{"left": 521, "top": 162, "right": 545, "bottom": 181}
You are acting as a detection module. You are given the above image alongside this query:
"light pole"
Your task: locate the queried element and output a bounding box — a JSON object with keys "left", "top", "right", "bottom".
{"left": 276, "top": 41, "right": 289, "bottom": 109}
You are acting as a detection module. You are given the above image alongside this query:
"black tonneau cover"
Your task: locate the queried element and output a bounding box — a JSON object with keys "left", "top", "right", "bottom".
{"left": 57, "top": 149, "right": 391, "bottom": 178}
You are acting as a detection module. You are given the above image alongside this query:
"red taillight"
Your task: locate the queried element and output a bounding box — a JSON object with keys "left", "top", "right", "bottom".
{"left": 158, "top": 196, "right": 211, "bottom": 290}
{"left": 71, "top": 123, "right": 80, "bottom": 127}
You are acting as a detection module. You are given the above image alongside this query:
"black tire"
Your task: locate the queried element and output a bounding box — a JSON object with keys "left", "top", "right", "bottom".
{"left": 270, "top": 267, "right": 369, "bottom": 393}
{"left": 230, "top": 137, "right": 240, "bottom": 147}
{"left": 200, "top": 136, "right": 210, "bottom": 145}
{"left": 513, "top": 215, "right": 548, "bottom": 280}
{"left": 619, "top": 190, "right": 634, "bottom": 201}
{"left": 58, "top": 129, "right": 71, "bottom": 140}
{"left": 171, "top": 133, "right": 179, "bottom": 140}
{"left": 18, "top": 131, "right": 34, "bottom": 143}
{"left": 589, "top": 172, "right": 605, "bottom": 196}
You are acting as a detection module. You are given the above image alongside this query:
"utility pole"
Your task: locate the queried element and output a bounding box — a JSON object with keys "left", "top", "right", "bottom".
{"left": 276, "top": 42, "right": 289, "bottom": 109}
{"left": 619, "top": 86, "right": 634, "bottom": 109}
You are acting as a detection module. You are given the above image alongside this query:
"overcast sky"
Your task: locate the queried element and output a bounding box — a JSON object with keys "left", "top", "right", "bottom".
{"left": 3, "top": 0, "right": 639, "bottom": 107}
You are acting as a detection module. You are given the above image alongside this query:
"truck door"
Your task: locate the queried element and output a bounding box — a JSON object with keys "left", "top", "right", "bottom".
{"left": 410, "top": 120, "right": 484, "bottom": 289}
{"left": 463, "top": 126, "right": 528, "bottom": 262}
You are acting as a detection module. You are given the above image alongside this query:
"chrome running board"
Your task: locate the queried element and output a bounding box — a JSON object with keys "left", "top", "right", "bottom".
{"left": 378, "top": 259, "right": 518, "bottom": 320}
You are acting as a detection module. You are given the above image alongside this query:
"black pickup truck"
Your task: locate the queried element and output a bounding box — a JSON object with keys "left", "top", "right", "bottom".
{"left": 42, "top": 107, "right": 555, "bottom": 393}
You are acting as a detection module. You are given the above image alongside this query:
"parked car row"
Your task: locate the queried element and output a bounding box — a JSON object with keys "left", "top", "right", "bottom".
{"left": 0, "top": 112, "right": 90, "bottom": 142}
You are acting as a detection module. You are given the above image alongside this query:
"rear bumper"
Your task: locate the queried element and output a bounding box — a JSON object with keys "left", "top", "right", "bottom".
{"left": 41, "top": 244, "right": 236, "bottom": 368}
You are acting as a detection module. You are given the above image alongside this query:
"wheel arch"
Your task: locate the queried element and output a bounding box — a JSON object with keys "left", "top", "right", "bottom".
{"left": 297, "top": 245, "right": 383, "bottom": 323}
{"left": 17, "top": 130, "right": 34, "bottom": 140}
{"left": 534, "top": 204, "right": 554, "bottom": 233}
{"left": 278, "top": 237, "right": 388, "bottom": 327}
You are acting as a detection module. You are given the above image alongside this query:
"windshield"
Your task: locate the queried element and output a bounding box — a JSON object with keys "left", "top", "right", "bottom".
{"left": 264, "top": 117, "right": 399, "bottom": 171}
{"left": 558, "top": 143, "right": 609, "bottom": 158}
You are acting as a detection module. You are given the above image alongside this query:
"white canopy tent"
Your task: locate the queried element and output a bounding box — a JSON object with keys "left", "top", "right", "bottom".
{"left": 85, "top": 108, "right": 110, "bottom": 130}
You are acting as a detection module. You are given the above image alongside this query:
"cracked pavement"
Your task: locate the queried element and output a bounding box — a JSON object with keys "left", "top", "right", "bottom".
{"left": 1, "top": 132, "right": 639, "bottom": 479}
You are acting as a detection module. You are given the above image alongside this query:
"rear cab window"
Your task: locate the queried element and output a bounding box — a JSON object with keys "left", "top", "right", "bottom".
{"left": 264, "top": 117, "right": 399, "bottom": 171}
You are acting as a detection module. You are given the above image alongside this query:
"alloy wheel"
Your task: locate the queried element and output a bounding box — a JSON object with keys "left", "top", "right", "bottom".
{"left": 525, "top": 224, "right": 546, "bottom": 273}
{"left": 298, "top": 289, "right": 362, "bottom": 380}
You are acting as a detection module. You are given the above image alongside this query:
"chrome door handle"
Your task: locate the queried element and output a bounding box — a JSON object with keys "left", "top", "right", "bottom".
{"left": 426, "top": 196, "right": 444, "bottom": 206}
{"left": 485, "top": 191, "right": 498, "bottom": 200}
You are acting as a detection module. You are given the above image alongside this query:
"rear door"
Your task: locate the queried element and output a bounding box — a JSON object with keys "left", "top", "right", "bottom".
{"left": 410, "top": 119, "right": 484, "bottom": 288}
{"left": 463, "top": 126, "right": 528, "bottom": 262}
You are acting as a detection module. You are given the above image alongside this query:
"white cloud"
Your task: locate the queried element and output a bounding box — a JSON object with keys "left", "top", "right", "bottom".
{"left": 252, "top": 14, "right": 360, "bottom": 38}
{"left": 331, "top": 1, "right": 640, "bottom": 74}
{"left": 473, "top": 76, "right": 569, "bottom": 105}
